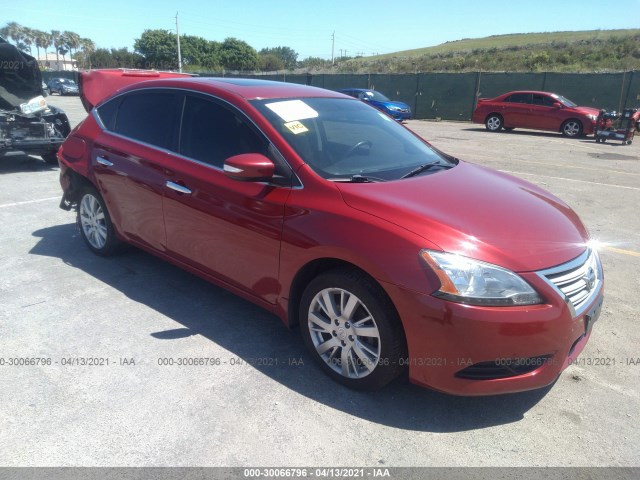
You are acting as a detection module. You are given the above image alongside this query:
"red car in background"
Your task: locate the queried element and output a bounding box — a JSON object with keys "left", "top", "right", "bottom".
{"left": 472, "top": 90, "right": 601, "bottom": 137}
{"left": 57, "top": 71, "right": 603, "bottom": 395}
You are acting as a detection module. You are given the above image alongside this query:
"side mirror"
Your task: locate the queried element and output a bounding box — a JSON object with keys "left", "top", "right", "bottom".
{"left": 552, "top": 102, "right": 563, "bottom": 109}
{"left": 223, "top": 153, "right": 275, "bottom": 182}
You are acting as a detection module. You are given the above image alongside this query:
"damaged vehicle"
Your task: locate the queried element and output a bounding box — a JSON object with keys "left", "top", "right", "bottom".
{"left": 56, "top": 70, "right": 603, "bottom": 395}
{"left": 0, "top": 38, "right": 71, "bottom": 164}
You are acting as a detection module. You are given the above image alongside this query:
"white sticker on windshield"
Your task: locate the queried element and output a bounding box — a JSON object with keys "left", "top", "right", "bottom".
{"left": 284, "top": 121, "right": 309, "bottom": 135}
{"left": 265, "top": 100, "right": 319, "bottom": 122}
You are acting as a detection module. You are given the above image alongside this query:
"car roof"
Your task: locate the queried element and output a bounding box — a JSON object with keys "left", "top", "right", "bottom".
{"left": 339, "top": 88, "right": 370, "bottom": 92}
{"left": 502, "top": 90, "right": 557, "bottom": 96}
{"left": 128, "top": 77, "right": 348, "bottom": 101}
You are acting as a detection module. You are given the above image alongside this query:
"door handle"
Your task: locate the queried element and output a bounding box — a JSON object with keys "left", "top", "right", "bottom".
{"left": 165, "top": 181, "right": 192, "bottom": 195}
{"left": 96, "top": 156, "right": 113, "bottom": 167}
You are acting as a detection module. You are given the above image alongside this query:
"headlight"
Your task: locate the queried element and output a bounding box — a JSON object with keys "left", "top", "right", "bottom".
{"left": 587, "top": 114, "right": 597, "bottom": 121}
{"left": 420, "top": 250, "right": 542, "bottom": 306}
{"left": 387, "top": 105, "right": 402, "bottom": 111}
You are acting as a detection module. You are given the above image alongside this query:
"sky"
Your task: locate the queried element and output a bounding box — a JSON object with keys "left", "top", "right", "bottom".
{"left": 3, "top": 0, "right": 640, "bottom": 60}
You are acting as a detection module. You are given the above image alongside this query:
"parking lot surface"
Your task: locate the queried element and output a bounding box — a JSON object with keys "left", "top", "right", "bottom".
{"left": 1, "top": 96, "right": 639, "bottom": 467}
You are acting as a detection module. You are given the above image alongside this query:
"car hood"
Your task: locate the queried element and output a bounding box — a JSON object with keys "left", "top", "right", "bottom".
{"left": 79, "top": 69, "right": 193, "bottom": 111}
{"left": 373, "top": 100, "right": 410, "bottom": 110}
{"left": 336, "top": 161, "right": 588, "bottom": 272}
{"left": 0, "top": 38, "right": 43, "bottom": 110}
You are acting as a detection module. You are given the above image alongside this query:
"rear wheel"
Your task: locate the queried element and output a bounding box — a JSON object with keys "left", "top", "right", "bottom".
{"left": 77, "top": 186, "right": 119, "bottom": 256}
{"left": 299, "top": 268, "right": 406, "bottom": 391}
{"left": 485, "top": 114, "right": 503, "bottom": 132}
{"left": 561, "top": 119, "right": 583, "bottom": 138}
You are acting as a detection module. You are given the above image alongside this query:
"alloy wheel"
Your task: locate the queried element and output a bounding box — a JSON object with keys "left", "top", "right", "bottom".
{"left": 307, "top": 287, "right": 381, "bottom": 379}
{"left": 79, "top": 194, "right": 108, "bottom": 250}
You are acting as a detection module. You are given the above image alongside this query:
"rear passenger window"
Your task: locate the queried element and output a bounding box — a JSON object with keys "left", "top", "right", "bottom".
{"left": 113, "top": 91, "right": 182, "bottom": 150}
{"left": 180, "top": 95, "right": 266, "bottom": 168}
{"left": 505, "top": 93, "right": 531, "bottom": 104}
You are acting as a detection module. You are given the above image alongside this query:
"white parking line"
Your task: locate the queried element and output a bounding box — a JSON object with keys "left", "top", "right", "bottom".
{"left": 506, "top": 159, "right": 640, "bottom": 177}
{"left": 499, "top": 170, "right": 640, "bottom": 192}
{"left": 0, "top": 196, "right": 60, "bottom": 209}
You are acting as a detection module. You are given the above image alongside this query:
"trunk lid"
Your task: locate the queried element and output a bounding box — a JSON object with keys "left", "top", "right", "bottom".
{"left": 79, "top": 69, "right": 193, "bottom": 111}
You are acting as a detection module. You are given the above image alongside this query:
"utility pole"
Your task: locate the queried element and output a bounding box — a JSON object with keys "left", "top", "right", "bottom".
{"left": 331, "top": 31, "right": 335, "bottom": 65}
{"left": 175, "top": 12, "right": 182, "bottom": 73}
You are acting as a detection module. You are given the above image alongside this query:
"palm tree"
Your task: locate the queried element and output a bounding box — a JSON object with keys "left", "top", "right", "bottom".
{"left": 63, "top": 31, "right": 81, "bottom": 69}
{"left": 34, "top": 30, "right": 52, "bottom": 65}
{"left": 79, "top": 37, "right": 96, "bottom": 69}
{"left": 21, "top": 27, "right": 35, "bottom": 54}
{"left": 0, "top": 22, "right": 24, "bottom": 45}
{"left": 51, "top": 30, "right": 61, "bottom": 70}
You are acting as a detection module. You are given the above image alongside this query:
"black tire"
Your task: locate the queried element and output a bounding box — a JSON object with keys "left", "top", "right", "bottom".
{"left": 58, "top": 88, "right": 63, "bottom": 95}
{"left": 299, "top": 268, "right": 407, "bottom": 391}
{"left": 485, "top": 114, "right": 503, "bottom": 132}
{"left": 41, "top": 151, "right": 59, "bottom": 165}
{"left": 77, "top": 186, "right": 119, "bottom": 256}
{"left": 561, "top": 119, "right": 583, "bottom": 138}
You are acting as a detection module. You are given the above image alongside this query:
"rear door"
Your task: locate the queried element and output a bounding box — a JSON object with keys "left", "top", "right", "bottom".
{"left": 92, "top": 90, "right": 183, "bottom": 251}
{"left": 502, "top": 92, "right": 532, "bottom": 128}
{"left": 162, "top": 94, "right": 292, "bottom": 303}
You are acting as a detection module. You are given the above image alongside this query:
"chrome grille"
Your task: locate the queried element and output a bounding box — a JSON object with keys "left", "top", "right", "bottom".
{"left": 537, "top": 249, "right": 603, "bottom": 316}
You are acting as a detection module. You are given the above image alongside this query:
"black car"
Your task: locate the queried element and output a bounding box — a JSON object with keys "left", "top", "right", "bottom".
{"left": 0, "top": 38, "right": 71, "bottom": 164}
{"left": 47, "top": 77, "right": 79, "bottom": 96}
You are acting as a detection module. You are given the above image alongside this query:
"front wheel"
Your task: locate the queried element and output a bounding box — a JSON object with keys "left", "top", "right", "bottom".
{"left": 41, "top": 151, "right": 59, "bottom": 165}
{"left": 561, "top": 119, "right": 583, "bottom": 137}
{"left": 77, "top": 186, "right": 119, "bottom": 256}
{"left": 485, "top": 114, "right": 503, "bottom": 132}
{"left": 299, "top": 268, "right": 406, "bottom": 390}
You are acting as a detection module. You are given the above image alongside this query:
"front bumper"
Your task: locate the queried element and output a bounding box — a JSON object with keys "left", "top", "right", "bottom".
{"left": 0, "top": 137, "right": 63, "bottom": 155}
{"left": 386, "top": 253, "right": 603, "bottom": 396}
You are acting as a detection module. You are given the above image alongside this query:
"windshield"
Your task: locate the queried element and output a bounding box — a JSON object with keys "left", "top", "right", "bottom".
{"left": 252, "top": 97, "right": 452, "bottom": 181}
{"left": 57, "top": 79, "right": 76, "bottom": 86}
{"left": 363, "top": 91, "right": 390, "bottom": 102}
{"left": 552, "top": 94, "right": 577, "bottom": 108}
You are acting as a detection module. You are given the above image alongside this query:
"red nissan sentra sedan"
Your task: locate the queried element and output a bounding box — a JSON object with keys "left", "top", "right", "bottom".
{"left": 57, "top": 70, "right": 604, "bottom": 395}
{"left": 472, "top": 90, "right": 601, "bottom": 137}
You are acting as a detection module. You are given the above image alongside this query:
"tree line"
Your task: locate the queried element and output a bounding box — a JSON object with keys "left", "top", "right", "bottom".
{"left": 1, "top": 22, "right": 334, "bottom": 72}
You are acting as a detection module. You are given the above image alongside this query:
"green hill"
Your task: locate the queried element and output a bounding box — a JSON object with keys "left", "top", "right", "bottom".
{"left": 333, "top": 29, "right": 640, "bottom": 73}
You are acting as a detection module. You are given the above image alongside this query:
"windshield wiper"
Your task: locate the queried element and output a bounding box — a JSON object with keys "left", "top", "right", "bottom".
{"left": 328, "top": 175, "right": 386, "bottom": 183}
{"left": 401, "top": 162, "right": 451, "bottom": 179}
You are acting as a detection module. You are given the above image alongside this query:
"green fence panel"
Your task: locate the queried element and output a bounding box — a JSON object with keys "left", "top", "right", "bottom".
{"left": 477, "top": 72, "right": 545, "bottom": 99}
{"left": 166, "top": 70, "right": 640, "bottom": 120}
{"left": 313, "top": 74, "right": 369, "bottom": 91}
{"left": 622, "top": 71, "right": 640, "bottom": 110}
{"left": 416, "top": 73, "right": 478, "bottom": 120}
{"left": 368, "top": 74, "right": 419, "bottom": 114}
{"left": 282, "top": 74, "right": 312, "bottom": 85}
{"left": 542, "top": 73, "right": 624, "bottom": 111}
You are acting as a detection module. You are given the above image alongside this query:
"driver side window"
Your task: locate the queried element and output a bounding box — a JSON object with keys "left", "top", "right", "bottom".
{"left": 180, "top": 95, "right": 266, "bottom": 168}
